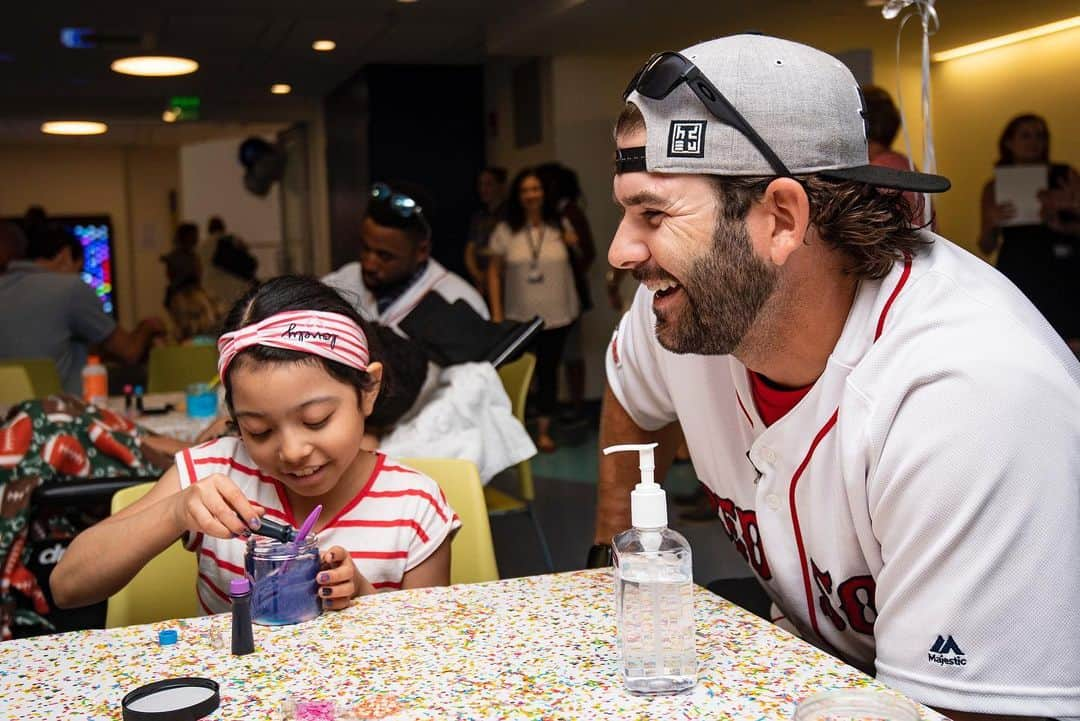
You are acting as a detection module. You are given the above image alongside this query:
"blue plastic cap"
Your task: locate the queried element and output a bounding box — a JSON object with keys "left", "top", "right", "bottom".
{"left": 158, "top": 629, "right": 178, "bottom": 646}
{"left": 134, "top": 385, "right": 144, "bottom": 394}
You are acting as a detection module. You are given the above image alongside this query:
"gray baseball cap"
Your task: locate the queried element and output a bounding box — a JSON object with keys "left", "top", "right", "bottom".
{"left": 619, "top": 34, "right": 950, "bottom": 194}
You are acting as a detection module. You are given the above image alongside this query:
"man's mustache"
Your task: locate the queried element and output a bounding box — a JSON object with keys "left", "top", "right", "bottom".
{"left": 631, "top": 264, "right": 679, "bottom": 286}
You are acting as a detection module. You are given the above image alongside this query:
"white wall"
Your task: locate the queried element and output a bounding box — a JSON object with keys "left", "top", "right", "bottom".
{"left": 179, "top": 137, "right": 284, "bottom": 278}
{"left": 0, "top": 144, "right": 178, "bottom": 328}
{"left": 550, "top": 54, "right": 646, "bottom": 399}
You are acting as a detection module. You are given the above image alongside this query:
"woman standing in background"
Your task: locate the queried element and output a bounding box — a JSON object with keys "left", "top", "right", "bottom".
{"left": 979, "top": 114, "right": 1080, "bottom": 351}
{"left": 487, "top": 168, "right": 580, "bottom": 453}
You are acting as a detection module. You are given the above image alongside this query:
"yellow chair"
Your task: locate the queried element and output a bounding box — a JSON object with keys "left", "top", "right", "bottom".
{"left": 0, "top": 357, "right": 62, "bottom": 397}
{"left": 488, "top": 353, "right": 553, "bottom": 571}
{"left": 147, "top": 345, "right": 219, "bottom": 393}
{"left": 0, "top": 365, "right": 35, "bottom": 407}
{"left": 401, "top": 457, "right": 499, "bottom": 584}
{"left": 105, "top": 482, "right": 200, "bottom": 627}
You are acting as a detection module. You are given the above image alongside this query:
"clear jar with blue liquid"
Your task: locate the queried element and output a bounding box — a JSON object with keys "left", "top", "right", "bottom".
{"left": 244, "top": 536, "right": 322, "bottom": 626}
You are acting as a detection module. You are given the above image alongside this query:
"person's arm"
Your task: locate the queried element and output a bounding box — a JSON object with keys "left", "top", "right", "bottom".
{"left": 51, "top": 467, "right": 186, "bottom": 608}
{"left": 400, "top": 537, "right": 451, "bottom": 588}
{"left": 51, "top": 466, "right": 263, "bottom": 608}
{"left": 593, "top": 384, "right": 683, "bottom": 545}
{"left": 978, "top": 180, "right": 1016, "bottom": 255}
{"left": 464, "top": 242, "right": 485, "bottom": 287}
{"left": 487, "top": 254, "right": 505, "bottom": 323}
{"left": 101, "top": 317, "right": 165, "bottom": 365}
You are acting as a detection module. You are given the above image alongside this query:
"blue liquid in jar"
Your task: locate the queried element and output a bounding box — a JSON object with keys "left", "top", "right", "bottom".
{"left": 244, "top": 536, "right": 322, "bottom": 626}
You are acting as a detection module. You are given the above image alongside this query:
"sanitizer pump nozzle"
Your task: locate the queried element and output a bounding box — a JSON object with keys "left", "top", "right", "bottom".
{"left": 603, "top": 442, "right": 666, "bottom": 529}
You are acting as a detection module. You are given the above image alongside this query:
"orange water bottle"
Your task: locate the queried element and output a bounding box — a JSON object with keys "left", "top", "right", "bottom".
{"left": 81, "top": 355, "right": 108, "bottom": 406}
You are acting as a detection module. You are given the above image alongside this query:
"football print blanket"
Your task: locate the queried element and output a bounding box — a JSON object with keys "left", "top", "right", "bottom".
{"left": 0, "top": 396, "right": 170, "bottom": 639}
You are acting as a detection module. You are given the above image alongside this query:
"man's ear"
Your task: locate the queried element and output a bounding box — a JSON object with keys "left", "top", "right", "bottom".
{"left": 753, "top": 177, "right": 810, "bottom": 267}
{"left": 360, "top": 361, "right": 384, "bottom": 417}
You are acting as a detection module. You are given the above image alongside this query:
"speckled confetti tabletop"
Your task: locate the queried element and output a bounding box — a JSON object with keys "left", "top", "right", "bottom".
{"left": 0, "top": 570, "right": 939, "bottom": 720}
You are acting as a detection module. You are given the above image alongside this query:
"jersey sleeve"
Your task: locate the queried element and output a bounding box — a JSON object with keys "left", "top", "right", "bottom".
{"left": 865, "top": 356, "right": 1080, "bottom": 717}
{"left": 604, "top": 284, "right": 678, "bottom": 431}
{"left": 402, "top": 470, "right": 461, "bottom": 573}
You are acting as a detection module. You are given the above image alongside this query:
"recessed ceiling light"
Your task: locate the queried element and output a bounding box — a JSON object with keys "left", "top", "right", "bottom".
{"left": 270, "top": 83, "right": 292, "bottom": 95}
{"left": 41, "top": 121, "right": 108, "bottom": 136}
{"left": 110, "top": 56, "right": 198, "bottom": 77}
{"left": 312, "top": 40, "right": 336, "bottom": 52}
{"left": 397, "top": 0, "right": 419, "bottom": 4}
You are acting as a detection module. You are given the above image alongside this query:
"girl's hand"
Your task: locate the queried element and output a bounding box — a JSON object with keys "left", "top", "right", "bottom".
{"left": 318, "top": 546, "right": 376, "bottom": 610}
{"left": 172, "top": 473, "right": 264, "bottom": 539}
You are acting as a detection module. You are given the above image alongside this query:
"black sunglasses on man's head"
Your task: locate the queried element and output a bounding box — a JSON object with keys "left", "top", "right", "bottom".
{"left": 622, "top": 51, "right": 791, "bottom": 178}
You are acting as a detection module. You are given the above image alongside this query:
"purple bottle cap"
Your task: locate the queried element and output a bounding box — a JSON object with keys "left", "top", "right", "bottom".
{"left": 229, "top": 577, "right": 250, "bottom": 595}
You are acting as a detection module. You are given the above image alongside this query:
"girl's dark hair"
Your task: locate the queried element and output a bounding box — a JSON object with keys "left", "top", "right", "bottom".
{"left": 505, "top": 167, "right": 562, "bottom": 232}
{"left": 221, "top": 275, "right": 385, "bottom": 417}
{"left": 996, "top": 114, "right": 1049, "bottom": 166}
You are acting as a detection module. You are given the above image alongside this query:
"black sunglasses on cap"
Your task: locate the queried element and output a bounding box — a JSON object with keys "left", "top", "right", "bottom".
{"left": 370, "top": 182, "right": 431, "bottom": 238}
{"left": 620, "top": 51, "right": 791, "bottom": 177}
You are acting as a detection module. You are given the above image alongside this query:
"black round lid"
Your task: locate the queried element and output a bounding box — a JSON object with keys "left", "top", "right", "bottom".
{"left": 121, "top": 677, "right": 220, "bottom": 721}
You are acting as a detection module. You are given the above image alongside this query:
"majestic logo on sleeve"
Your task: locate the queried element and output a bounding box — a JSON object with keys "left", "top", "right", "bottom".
{"left": 928, "top": 635, "right": 967, "bottom": 666}
{"left": 667, "top": 120, "right": 706, "bottom": 158}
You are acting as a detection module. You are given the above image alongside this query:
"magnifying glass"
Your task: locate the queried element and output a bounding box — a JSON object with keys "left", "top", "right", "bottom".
{"left": 121, "top": 677, "right": 220, "bottom": 720}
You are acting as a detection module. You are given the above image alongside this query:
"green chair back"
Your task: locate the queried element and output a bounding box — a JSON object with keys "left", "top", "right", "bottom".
{"left": 0, "top": 365, "right": 36, "bottom": 406}
{"left": 106, "top": 483, "right": 200, "bottom": 627}
{"left": 0, "top": 357, "right": 62, "bottom": 397}
{"left": 400, "top": 458, "right": 499, "bottom": 584}
{"left": 147, "top": 345, "right": 219, "bottom": 393}
{"left": 496, "top": 353, "right": 537, "bottom": 501}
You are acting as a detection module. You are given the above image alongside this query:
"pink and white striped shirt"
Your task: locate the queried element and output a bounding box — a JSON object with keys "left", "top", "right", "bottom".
{"left": 174, "top": 436, "right": 460, "bottom": 615}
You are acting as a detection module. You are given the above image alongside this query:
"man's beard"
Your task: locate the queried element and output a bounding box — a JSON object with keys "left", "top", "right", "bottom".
{"left": 639, "top": 216, "right": 779, "bottom": 356}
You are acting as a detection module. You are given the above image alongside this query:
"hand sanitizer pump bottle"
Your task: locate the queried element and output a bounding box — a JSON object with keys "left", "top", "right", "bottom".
{"left": 605, "top": 442, "right": 696, "bottom": 695}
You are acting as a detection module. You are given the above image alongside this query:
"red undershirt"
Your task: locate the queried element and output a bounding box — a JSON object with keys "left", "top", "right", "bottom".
{"left": 748, "top": 371, "right": 813, "bottom": 427}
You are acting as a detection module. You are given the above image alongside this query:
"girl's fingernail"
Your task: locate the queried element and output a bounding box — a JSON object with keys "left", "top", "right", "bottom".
{"left": 320, "top": 587, "right": 332, "bottom": 597}
{"left": 248, "top": 518, "right": 261, "bottom": 530}
{"left": 318, "top": 573, "right": 329, "bottom": 583}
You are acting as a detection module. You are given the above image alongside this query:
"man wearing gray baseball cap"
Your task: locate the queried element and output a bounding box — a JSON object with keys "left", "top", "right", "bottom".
{"left": 593, "top": 34, "right": 1080, "bottom": 720}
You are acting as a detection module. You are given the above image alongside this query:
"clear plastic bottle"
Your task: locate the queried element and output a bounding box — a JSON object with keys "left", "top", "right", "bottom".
{"left": 81, "top": 355, "right": 108, "bottom": 406}
{"left": 606, "top": 443, "right": 696, "bottom": 695}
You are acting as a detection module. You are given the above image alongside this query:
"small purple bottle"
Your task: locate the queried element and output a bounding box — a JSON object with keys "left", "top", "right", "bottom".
{"left": 229, "top": 578, "right": 255, "bottom": 655}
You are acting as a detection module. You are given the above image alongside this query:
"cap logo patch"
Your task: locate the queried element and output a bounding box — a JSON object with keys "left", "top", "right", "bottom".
{"left": 667, "top": 120, "right": 706, "bottom": 158}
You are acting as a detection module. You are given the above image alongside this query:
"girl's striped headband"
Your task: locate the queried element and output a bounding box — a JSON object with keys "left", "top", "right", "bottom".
{"left": 217, "top": 310, "right": 369, "bottom": 381}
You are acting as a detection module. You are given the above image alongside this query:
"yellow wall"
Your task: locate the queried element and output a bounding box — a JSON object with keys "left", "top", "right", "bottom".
{"left": 931, "top": 25, "right": 1080, "bottom": 257}
{"left": 0, "top": 145, "right": 179, "bottom": 327}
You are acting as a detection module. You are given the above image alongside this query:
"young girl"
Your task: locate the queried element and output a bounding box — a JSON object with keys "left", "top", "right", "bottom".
{"left": 52, "top": 275, "right": 459, "bottom": 615}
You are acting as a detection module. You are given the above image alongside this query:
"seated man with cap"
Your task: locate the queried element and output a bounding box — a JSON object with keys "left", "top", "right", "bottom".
{"left": 323, "top": 180, "right": 488, "bottom": 335}
{"left": 594, "top": 33, "right": 1080, "bottom": 721}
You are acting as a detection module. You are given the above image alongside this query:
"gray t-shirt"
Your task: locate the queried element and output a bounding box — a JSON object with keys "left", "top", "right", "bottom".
{"left": 0, "top": 262, "right": 117, "bottom": 394}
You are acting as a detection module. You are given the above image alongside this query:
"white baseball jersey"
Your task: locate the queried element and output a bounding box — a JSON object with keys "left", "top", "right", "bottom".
{"left": 323, "top": 258, "right": 489, "bottom": 333}
{"left": 607, "top": 233, "right": 1080, "bottom": 718}
{"left": 175, "top": 437, "right": 460, "bottom": 615}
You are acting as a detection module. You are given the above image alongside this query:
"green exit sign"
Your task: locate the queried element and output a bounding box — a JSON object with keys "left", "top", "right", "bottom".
{"left": 168, "top": 95, "right": 201, "bottom": 121}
